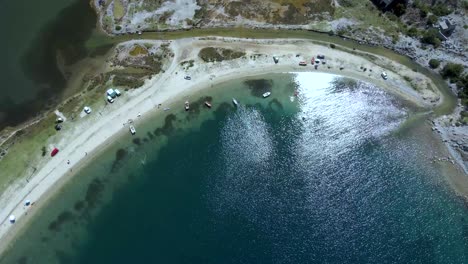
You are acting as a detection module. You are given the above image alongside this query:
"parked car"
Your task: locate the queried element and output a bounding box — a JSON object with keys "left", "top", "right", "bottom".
{"left": 381, "top": 72, "right": 388, "bottom": 80}
{"left": 184, "top": 75, "right": 191, "bottom": 80}
{"left": 84, "top": 106, "right": 92, "bottom": 114}
{"left": 317, "top": 54, "right": 325, "bottom": 59}
{"left": 115, "top": 89, "right": 122, "bottom": 96}
{"left": 107, "top": 96, "right": 114, "bottom": 103}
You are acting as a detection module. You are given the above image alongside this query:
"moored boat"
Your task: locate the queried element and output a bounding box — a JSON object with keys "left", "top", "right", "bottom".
{"left": 205, "top": 101, "right": 212, "bottom": 108}
{"left": 185, "top": 101, "right": 190, "bottom": 111}
{"left": 232, "top": 98, "right": 239, "bottom": 106}
{"left": 129, "top": 125, "right": 136, "bottom": 135}
{"left": 262, "top": 92, "right": 271, "bottom": 98}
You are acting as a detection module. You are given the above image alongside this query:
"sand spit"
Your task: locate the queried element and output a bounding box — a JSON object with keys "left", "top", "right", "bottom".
{"left": 0, "top": 37, "right": 443, "bottom": 254}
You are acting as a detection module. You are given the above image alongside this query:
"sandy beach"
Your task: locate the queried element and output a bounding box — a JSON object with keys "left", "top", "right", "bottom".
{"left": 0, "top": 37, "right": 446, "bottom": 254}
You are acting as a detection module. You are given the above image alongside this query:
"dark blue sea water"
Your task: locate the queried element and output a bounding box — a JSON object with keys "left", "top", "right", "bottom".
{"left": 2, "top": 73, "right": 467, "bottom": 264}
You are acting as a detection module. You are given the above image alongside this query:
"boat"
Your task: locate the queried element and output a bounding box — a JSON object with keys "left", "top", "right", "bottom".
{"left": 205, "top": 101, "right": 212, "bottom": 108}
{"left": 51, "top": 148, "right": 59, "bottom": 157}
{"left": 185, "top": 101, "right": 190, "bottom": 111}
{"left": 262, "top": 92, "right": 271, "bottom": 98}
{"left": 232, "top": 98, "right": 239, "bottom": 106}
{"left": 129, "top": 125, "right": 136, "bottom": 135}
{"left": 299, "top": 61, "right": 307, "bottom": 66}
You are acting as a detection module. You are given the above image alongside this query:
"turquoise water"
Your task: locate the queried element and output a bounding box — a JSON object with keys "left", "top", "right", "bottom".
{"left": 1, "top": 73, "right": 467, "bottom": 263}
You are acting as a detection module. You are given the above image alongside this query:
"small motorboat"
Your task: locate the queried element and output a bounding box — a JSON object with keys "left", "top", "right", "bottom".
{"left": 185, "top": 101, "right": 190, "bottom": 111}
{"left": 205, "top": 101, "right": 212, "bottom": 108}
{"left": 129, "top": 125, "right": 136, "bottom": 135}
{"left": 232, "top": 98, "right": 239, "bottom": 106}
{"left": 262, "top": 92, "right": 271, "bottom": 98}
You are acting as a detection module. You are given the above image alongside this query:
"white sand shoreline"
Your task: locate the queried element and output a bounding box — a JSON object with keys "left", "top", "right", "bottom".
{"left": 0, "top": 37, "right": 445, "bottom": 255}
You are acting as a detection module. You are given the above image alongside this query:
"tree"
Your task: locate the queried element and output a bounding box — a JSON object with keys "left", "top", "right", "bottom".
{"left": 440, "top": 63, "right": 464, "bottom": 79}
{"left": 429, "top": 59, "right": 440, "bottom": 69}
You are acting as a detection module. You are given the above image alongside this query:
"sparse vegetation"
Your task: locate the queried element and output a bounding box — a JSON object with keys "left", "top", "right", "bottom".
{"left": 199, "top": 47, "right": 245, "bottom": 62}
{"left": 180, "top": 60, "right": 195, "bottom": 70}
{"left": 113, "top": 74, "right": 146, "bottom": 88}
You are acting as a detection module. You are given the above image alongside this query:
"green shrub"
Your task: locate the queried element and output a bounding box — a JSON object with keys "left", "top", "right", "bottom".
{"left": 440, "top": 63, "right": 464, "bottom": 79}
{"left": 427, "top": 15, "right": 438, "bottom": 26}
{"left": 407, "top": 27, "right": 419, "bottom": 37}
{"left": 198, "top": 47, "right": 245, "bottom": 62}
{"left": 392, "top": 3, "right": 407, "bottom": 17}
{"left": 429, "top": 59, "right": 440, "bottom": 69}
{"left": 421, "top": 28, "right": 441, "bottom": 47}
{"left": 386, "top": 13, "right": 399, "bottom": 22}
{"left": 431, "top": 4, "right": 451, "bottom": 16}
{"left": 330, "top": 43, "right": 336, "bottom": 49}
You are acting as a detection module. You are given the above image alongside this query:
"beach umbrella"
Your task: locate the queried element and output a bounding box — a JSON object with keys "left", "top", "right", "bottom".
{"left": 9, "top": 215, "right": 15, "bottom": 223}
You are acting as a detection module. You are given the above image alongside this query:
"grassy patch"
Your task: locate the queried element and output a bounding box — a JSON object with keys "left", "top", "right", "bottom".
{"left": 0, "top": 113, "right": 57, "bottom": 191}
{"left": 129, "top": 45, "right": 149, "bottom": 56}
{"left": 113, "top": 0, "right": 125, "bottom": 20}
{"left": 199, "top": 47, "right": 245, "bottom": 62}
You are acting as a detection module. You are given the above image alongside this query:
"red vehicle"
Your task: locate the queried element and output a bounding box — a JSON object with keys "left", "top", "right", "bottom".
{"left": 311, "top": 57, "right": 315, "bottom": 65}
{"left": 51, "top": 148, "right": 59, "bottom": 157}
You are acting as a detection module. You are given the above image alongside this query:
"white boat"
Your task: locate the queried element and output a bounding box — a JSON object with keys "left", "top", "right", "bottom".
{"left": 262, "top": 92, "right": 271, "bottom": 98}
{"left": 232, "top": 98, "right": 239, "bottom": 106}
{"left": 129, "top": 125, "right": 136, "bottom": 135}
{"left": 185, "top": 101, "right": 190, "bottom": 111}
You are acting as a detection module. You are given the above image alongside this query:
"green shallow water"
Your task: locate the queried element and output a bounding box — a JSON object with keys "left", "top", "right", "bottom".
{"left": 1, "top": 72, "right": 467, "bottom": 264}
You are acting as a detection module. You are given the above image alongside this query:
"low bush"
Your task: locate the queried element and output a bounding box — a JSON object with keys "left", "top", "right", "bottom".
{"left": 440, "top": 63, "right": 464, "bottom": 79}
{"left": 429, "top": 59, "right": 440, "bottom": 69}
{"left": 421, "top": 28, "right": 441, "bottom": 47}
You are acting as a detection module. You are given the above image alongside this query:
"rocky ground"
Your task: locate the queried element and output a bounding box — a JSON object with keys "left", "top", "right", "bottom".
{"left": 433, "top": 103, "right": 468, "bottom": 174}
